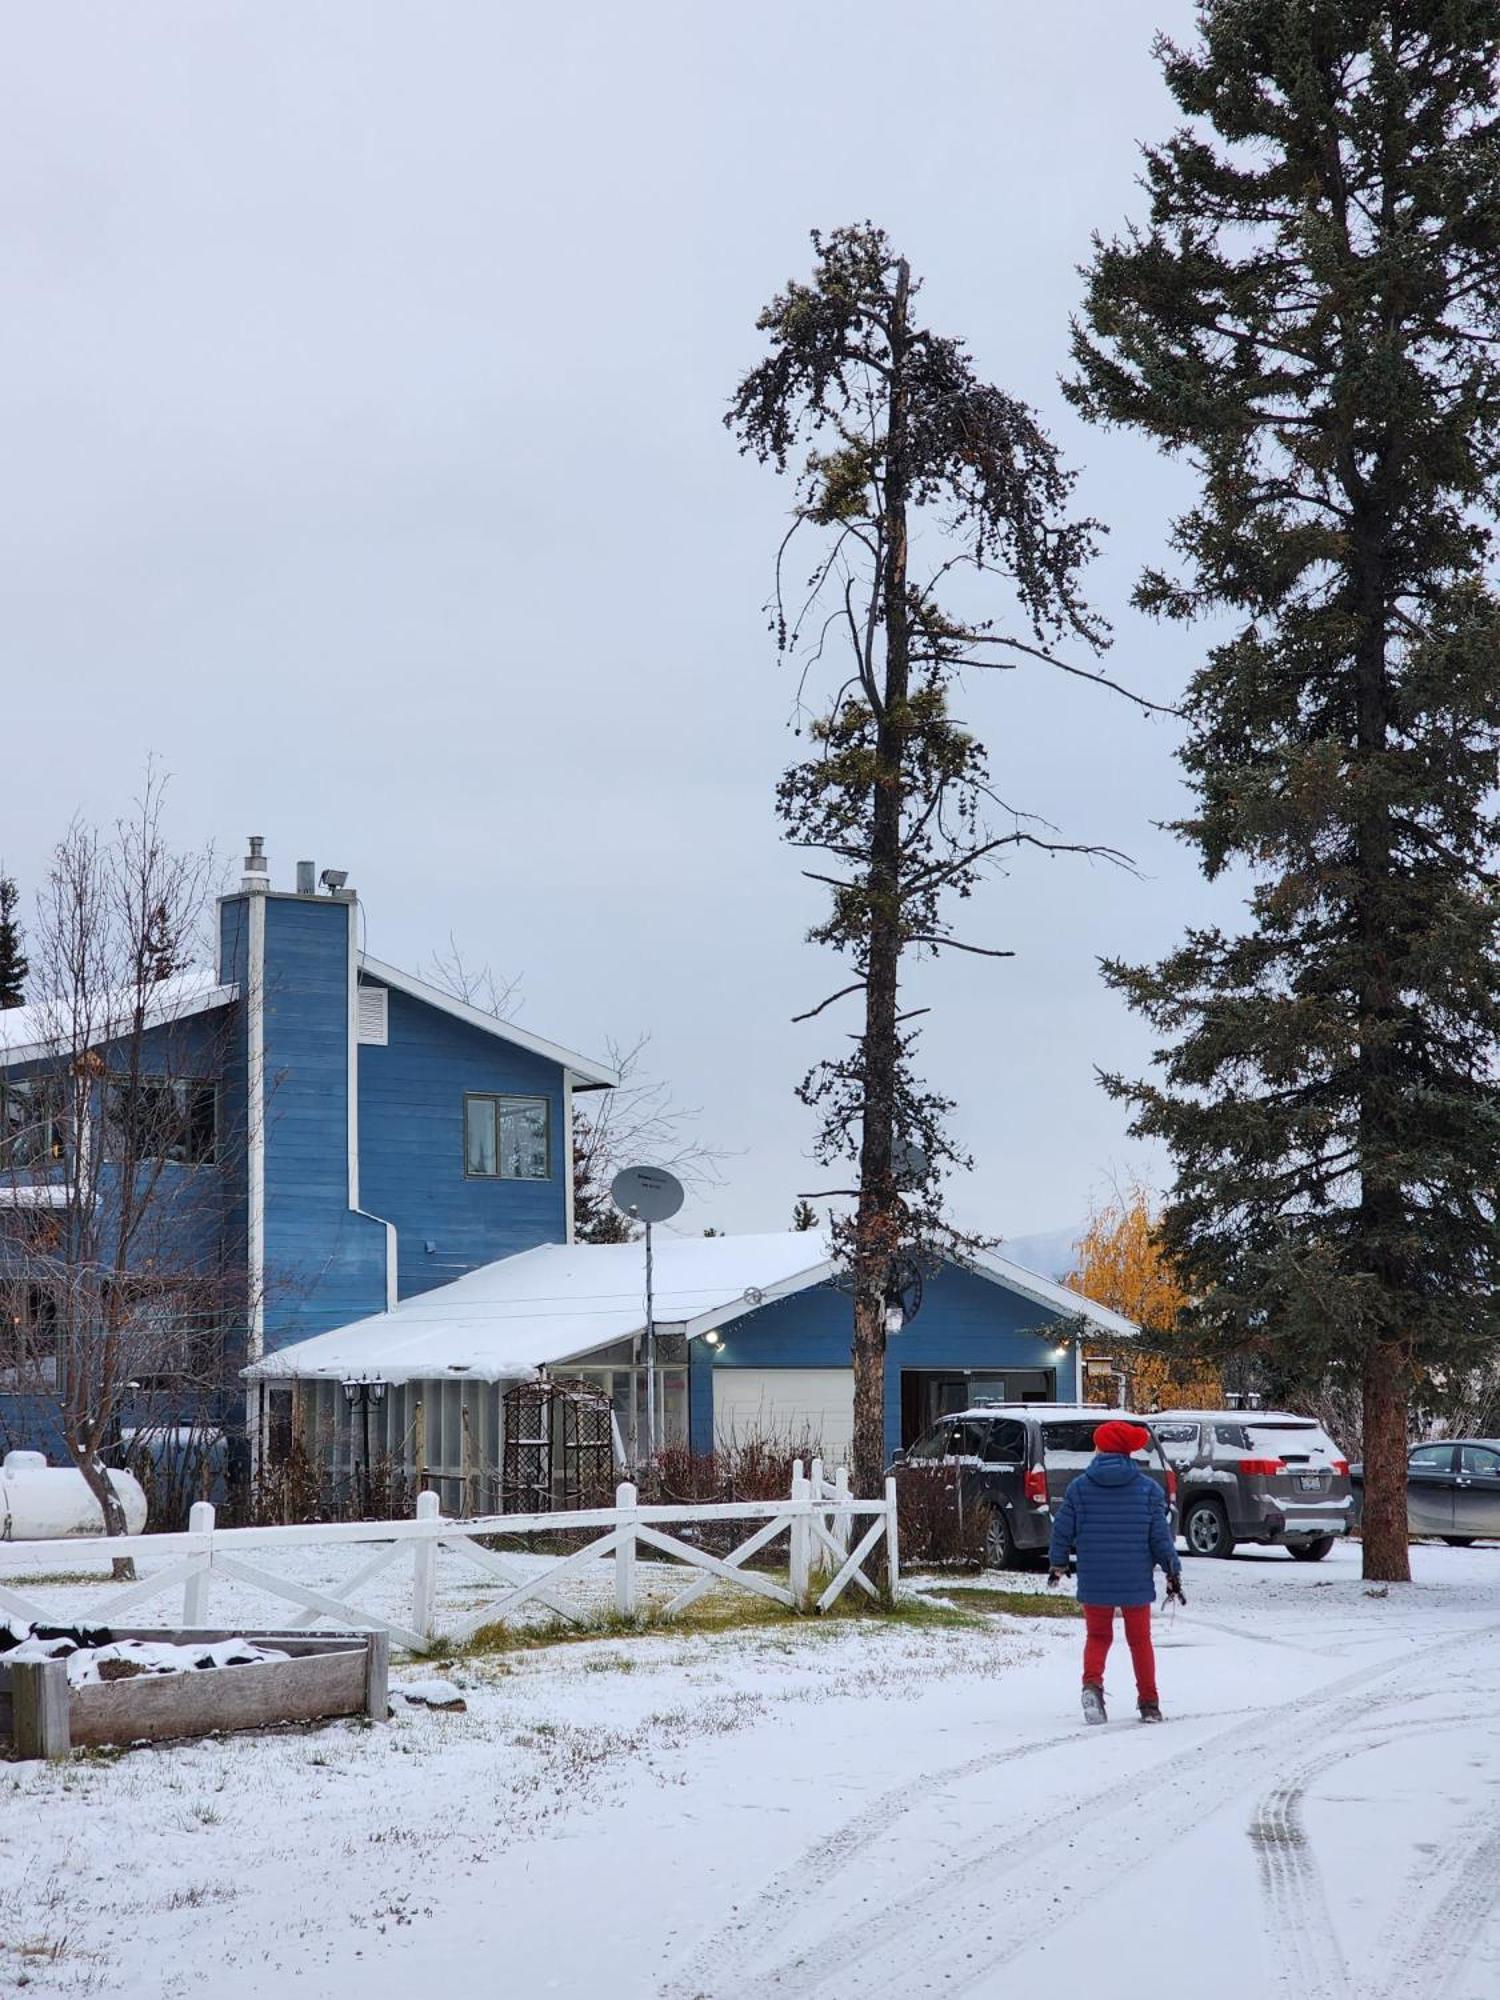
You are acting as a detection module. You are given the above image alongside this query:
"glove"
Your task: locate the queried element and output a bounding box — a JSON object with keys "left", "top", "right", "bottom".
{"left": 1046, "top": 1568, "right": 1064, "bottom": 1588}
{"left": 1165, "top": 1572, "right": 1186, "bottom": 1605}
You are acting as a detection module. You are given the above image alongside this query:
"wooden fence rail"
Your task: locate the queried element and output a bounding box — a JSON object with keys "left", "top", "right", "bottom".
{"left": 0, "top": 1463, "right": 898, "bottom": 1654}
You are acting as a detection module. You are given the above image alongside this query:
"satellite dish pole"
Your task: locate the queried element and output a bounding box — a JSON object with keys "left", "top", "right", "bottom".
{"left": 610, "top": 1166, "right": 686, "bottom": 1468}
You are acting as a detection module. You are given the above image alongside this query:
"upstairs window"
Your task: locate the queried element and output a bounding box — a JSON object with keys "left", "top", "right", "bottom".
{"left": 464, "top": 1093, "right": 550, "bottom": 1180}
{"left": 0, "top": 1077, "right": 67, "bottom": 1169}
{"left": 105, "top": 1077, "right": 218, "bottom": 1165}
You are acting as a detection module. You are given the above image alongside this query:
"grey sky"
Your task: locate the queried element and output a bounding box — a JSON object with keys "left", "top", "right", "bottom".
{"left": 2, "top": 0, "right": 1225, "bottom": 1247}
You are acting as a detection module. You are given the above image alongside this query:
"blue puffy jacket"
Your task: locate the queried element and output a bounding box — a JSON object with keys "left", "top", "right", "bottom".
{"left": 1047, "top": 1453, "right": 1181, "bottom": 1608}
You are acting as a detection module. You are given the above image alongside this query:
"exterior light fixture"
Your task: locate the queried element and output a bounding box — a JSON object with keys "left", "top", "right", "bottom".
{"left": 884, "top": 1305, "right": 906, "bottom": 1337}
{"left": 702, "top": 1331, "right": 722, "bottom": 1349}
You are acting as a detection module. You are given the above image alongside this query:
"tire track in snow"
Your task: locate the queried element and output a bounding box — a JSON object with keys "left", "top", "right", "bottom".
{"left": 665, "top": 1622, "right": 1500, "bottom": 2000}
{"left": 1369, "top": 1800, "right": 1500, "bottom": 2000}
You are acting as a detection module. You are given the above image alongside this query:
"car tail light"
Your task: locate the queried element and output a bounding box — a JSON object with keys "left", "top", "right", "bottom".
{"left": 1333, "top": 1459, "right": 1349, "bottom": 1477}
{"left": 1024, "top": 1466, "right": 1048, "bottom": 1507}
{"left": 1238, "top": 1458, "right": 1286, "bottom": 1476}
{"left": 1166, "top": 1468, "right": 1177, "bottom": 1503}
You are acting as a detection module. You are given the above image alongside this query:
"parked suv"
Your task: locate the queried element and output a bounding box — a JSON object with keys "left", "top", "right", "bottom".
{"left": 893, "top": 1403, "right": 1176, "bottom": 1570}
{"left": 1147, "top": 1411, "right": 1353, "bottom": 1561}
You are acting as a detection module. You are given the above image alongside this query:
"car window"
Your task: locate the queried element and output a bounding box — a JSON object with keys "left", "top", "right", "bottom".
{"left": 1409, "top": 1445, "right": 1453, "bottom": 1471}
{"left": 1215, "top": 1424, "right": 1250, "bottom": 1448}
{"left": 983, "top": 1419, "right": 1026, "bottom": 1465}
{"left": 905, "top": 1427, "right": 947, "bottom": 1462}
{"left": 1460, "top": 1445, "right": 1500, "bottom": 1476}
{"left": 1246, "top": 1423, "right": 1335, "bottom": 1457}
{"left": 1153, "top": 1423, "right": 1200, "bottom": 1446}
{"left": 1043, "top": 1419, "right": 1159, "bottom": 1467}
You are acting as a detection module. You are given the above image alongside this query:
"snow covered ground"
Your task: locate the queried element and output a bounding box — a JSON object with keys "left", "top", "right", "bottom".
{"left": 3, "top": 1538, "right": 1497, "bottom": 2000}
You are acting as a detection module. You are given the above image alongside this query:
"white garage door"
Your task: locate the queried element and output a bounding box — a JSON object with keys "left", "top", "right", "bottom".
{"left": 713, "top": 1368, "right": 855, "bottom": 1459}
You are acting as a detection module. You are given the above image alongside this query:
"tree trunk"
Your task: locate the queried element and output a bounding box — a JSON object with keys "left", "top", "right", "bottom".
{"left": 1360, "top": 1343, "right": 1411, "bottom": 1583}
{"left": 849, "top": 258, "right": 912, "bottom": 1506}
{"left": 82, "top": 1456, "right": 137, "bottom": 1583}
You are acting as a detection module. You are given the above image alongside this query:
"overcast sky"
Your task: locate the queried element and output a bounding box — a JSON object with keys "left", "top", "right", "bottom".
{"left": 1, "top": 0, "right": 1229, "bottom": 1250}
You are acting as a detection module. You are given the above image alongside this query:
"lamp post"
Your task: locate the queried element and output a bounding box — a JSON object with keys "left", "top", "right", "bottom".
{"left": 341, "top": 1378, "right": 388, "bottom": 1516}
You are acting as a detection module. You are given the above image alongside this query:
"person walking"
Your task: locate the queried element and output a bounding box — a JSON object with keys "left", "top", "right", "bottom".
{"left": 1047, "top": 1418, "right": 1184, "bottom": 1724}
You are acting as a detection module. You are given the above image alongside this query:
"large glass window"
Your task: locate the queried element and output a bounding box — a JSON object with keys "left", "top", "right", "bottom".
{"left": 105, "top": 1077, "right": 217, "bottom": 1164}
{"left": 463, "top": 1093, "right": 550, "bottom": 1179}
{"left": 0, "top": 1077, "right": 67, "bottom": 1168}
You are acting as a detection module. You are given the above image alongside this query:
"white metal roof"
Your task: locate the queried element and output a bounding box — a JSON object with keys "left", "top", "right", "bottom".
{"left": 358, "top": 957, "right": 618, "bottom": 1090}
{"left": 0, "top": 969, "right": 239, "bottom": 1068}
{"left": 243, "top": 1231, "right": 1139, "bottom": 1386}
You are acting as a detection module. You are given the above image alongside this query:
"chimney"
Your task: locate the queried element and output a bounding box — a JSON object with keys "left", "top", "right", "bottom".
{"left": 241, "top": 835, "right": 269, "bottom": 893}
{"left": 296, "top": 860, "right": 317, "bottom": 896}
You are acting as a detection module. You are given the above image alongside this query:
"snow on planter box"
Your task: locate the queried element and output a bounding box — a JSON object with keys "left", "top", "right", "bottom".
{"left": 0, "top": 1622, "right": 389, "bottom": 1761}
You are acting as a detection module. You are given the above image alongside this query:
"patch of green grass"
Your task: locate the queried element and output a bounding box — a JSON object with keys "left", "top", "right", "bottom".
{"left": 451, "top": 1578, "right": 976, "bottom": 1659}
{"left": 924, "top": 1586, "right": 1082, "bottom": 1619}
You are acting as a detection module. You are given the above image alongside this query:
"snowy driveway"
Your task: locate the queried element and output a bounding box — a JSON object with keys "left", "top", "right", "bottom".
{"left": 3, "top": 1540, "right": 1498, "bottom": 1999}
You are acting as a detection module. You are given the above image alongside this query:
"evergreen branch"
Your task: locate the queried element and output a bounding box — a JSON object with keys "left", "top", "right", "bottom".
{"left": 791, "top": 982, "right": 868, "bottom": 1024}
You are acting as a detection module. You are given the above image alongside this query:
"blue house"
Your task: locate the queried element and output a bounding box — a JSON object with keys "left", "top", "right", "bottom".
{"left": 243, "top": 1232, "right": 1137, "bottom": 1511}
{"left": 0, "top": 838, "right": 616, "bottom": 1465}
{"left": 3, "top": 835, "right": 1134, "bottom": 1511}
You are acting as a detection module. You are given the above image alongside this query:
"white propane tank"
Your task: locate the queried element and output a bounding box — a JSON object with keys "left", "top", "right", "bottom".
{"left": 0, "top": 1451, "right": 148, "bottom": 1540}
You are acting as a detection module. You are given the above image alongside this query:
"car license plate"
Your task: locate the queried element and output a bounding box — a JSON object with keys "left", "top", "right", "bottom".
{"left": 1297, "top": 1474, "right": 1322, "bottom": 1492}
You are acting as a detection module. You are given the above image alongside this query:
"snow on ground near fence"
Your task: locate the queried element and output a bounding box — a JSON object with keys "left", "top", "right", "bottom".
{"left": 4, "top": 1540, "right": 1500, "bottom": 1999}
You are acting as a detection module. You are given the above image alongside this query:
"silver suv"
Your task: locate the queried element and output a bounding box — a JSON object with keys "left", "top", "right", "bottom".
{"left": 1147, "top": 1411, "right": 1353, "bottom": 1561}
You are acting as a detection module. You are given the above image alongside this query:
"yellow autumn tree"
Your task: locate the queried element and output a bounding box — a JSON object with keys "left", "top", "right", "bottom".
{"left": 1065, "top": 1182, "right": 1220, "bottom": 1409}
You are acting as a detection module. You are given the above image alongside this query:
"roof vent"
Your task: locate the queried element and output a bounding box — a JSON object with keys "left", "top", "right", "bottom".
{"left": 357, "top": 985, "right": 388, "bottom": 1046}
{"left": 296, "top": 860, "right": 316, "bottom": 895}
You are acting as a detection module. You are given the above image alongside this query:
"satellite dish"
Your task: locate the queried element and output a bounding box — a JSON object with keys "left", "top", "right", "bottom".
{"left": 892, "top": 1138, "right": 929, "bottom": 1184}
{"left": 610, "top": 1165, "right": 686, "bottom": 1225}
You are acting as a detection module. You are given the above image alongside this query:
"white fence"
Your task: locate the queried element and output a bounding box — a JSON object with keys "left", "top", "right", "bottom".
{"left": 0, "top": 1460, "right": 898, "bottom": 1655}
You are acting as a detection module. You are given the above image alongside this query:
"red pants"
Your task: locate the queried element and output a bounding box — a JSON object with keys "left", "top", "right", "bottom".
{"left": 1082, "top": 1604, "right": 1157, "bottom": 1703}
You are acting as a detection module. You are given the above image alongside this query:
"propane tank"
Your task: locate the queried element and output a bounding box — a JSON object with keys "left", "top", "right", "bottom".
{"left": 0, "top": 1451, "right": 149, "bottom": 1540}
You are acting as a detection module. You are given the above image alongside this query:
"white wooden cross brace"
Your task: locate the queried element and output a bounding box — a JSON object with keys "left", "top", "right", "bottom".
{"left": 284, "top": 1540, "right": 405, "bottom": 1630}
{"left": 440, "top": 1530, "right": 604, "bottom": 1626}
{"left": 663, "top": 1513, "right": 791, "bottom": 1615}
{"left": 446, "top": 1529, "right": 620, "bottom": 1643}
{"left": 808, "top": 1517, "right": 876, "bottom": 1597}
{"left": 634, "top": 1525, "right": 795, "bottom": 1609}
{"left": 78, "top": 1556, "right": 202, "bottom": 1626}
{"left": 0, "top": 1579, "right": 50, "bottom": 1626}
{"left": 816, "top": 1518, "right": 887, "bottom": 1613}
{"left": 212, "top": 1552, "right": 425, "bottom": 1651}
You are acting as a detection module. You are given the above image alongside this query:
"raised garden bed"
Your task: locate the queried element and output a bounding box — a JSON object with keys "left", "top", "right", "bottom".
{"left": 0, "top": 1627, "right": 389, "bottom": 1762}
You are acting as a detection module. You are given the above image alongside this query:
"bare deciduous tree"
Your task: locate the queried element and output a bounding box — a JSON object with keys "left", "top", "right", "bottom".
{"left": 0, "top": 773, "right": 239, "bottom": 1561}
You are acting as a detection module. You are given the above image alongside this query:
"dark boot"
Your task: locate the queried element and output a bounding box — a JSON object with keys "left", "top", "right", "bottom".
{"left": 1138, "top": 1698, "right": 1163, "bottom": 1723}
{"left": 1081, "top": 1681, "right": 1107, "bottom": 1725}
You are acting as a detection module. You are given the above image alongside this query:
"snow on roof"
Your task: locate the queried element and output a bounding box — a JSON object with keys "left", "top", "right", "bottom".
{"left": 358, "top": 956, "right": 617, "bottom": 1089}
{"left": 244, "top": 1233, "right": 829, "bottom": 1384}
{"left": 0, "top": 969, "right": 238, "bottom": 1068}
{"left": 244, "top": 1232, "right": 1138, "bottom": 1386}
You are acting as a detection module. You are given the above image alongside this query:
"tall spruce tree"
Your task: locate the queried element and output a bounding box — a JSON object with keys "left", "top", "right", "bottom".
{"left": 0, "top": 873, "right": 26, "bottom": 1008}
{"left": 731, "top": 226, "right": 1143, "bottom": 1499}
{"left": 1068, "top": 1, "right": 1500, "bottom": 1580}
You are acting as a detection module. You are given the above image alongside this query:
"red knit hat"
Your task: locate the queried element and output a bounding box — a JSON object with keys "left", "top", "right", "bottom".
{"left": 1094, "top": 1419, "right": 1150, "bottom": 1456}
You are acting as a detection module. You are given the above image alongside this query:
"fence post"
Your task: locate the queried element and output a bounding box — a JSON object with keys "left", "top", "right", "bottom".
{"left": 614, "top": 1481, "right": 638, "bottom": 1620}
{"left": 182, "top": 1501, "right": 215, "bottom": 1627}
{"left": 789, "top": 1464, "right": 811, "bottom": 1611}
{"left": 834, "top": 1466, "right": 852, "bottom": 1557}
{"left": 808, "top": 1456, "right": 827, "bottom": 1577}
{"left": 884, "top": 1475, "right": 901, "bottom": 1603}
{"left": 412, "top": 1490, "right": 439, "bottom": 1646}
{"left": 11, "top": 1658, "right": 71, "bottom": 1760}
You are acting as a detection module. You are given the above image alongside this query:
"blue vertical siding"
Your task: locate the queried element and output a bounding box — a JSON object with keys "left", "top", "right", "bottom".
{"left": 357, "top": 982, "right": 568, "bottom": 1299}
{"left": 691, "top": 1262, "right": 1082, "bottom": 1461}
{"left": 258, "top": 896, "right": 387, "bottom": 1348}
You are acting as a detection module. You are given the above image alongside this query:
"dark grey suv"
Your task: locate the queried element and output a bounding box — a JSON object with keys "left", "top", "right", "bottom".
{"left": 1148, "top": 1411, "right": 1353, "bottom": 1560}
{"left": 894, "top": 1402, "right": 1177, "bottom": 1569}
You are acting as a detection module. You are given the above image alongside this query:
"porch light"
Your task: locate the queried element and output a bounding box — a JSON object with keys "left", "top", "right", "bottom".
{"left": 702, "top": 1331, "right": 722, "bottom": 1349}
{"left": 884, "top": 1305, "right": 905, "bottom": 1336}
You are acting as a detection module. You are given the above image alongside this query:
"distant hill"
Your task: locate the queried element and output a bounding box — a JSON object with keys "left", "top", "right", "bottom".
{"left": 997, "top": 1223, "right": 1083, "bottom": 1283}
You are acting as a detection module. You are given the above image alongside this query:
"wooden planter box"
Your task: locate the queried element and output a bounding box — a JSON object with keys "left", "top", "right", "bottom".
{"left": 0, "top": 1628, "right": 389, "bottom": 1762}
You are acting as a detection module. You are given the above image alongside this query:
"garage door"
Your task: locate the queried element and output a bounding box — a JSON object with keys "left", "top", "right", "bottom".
{"left": 713, "top": 1368, "right": 855, "bottom": 1459}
